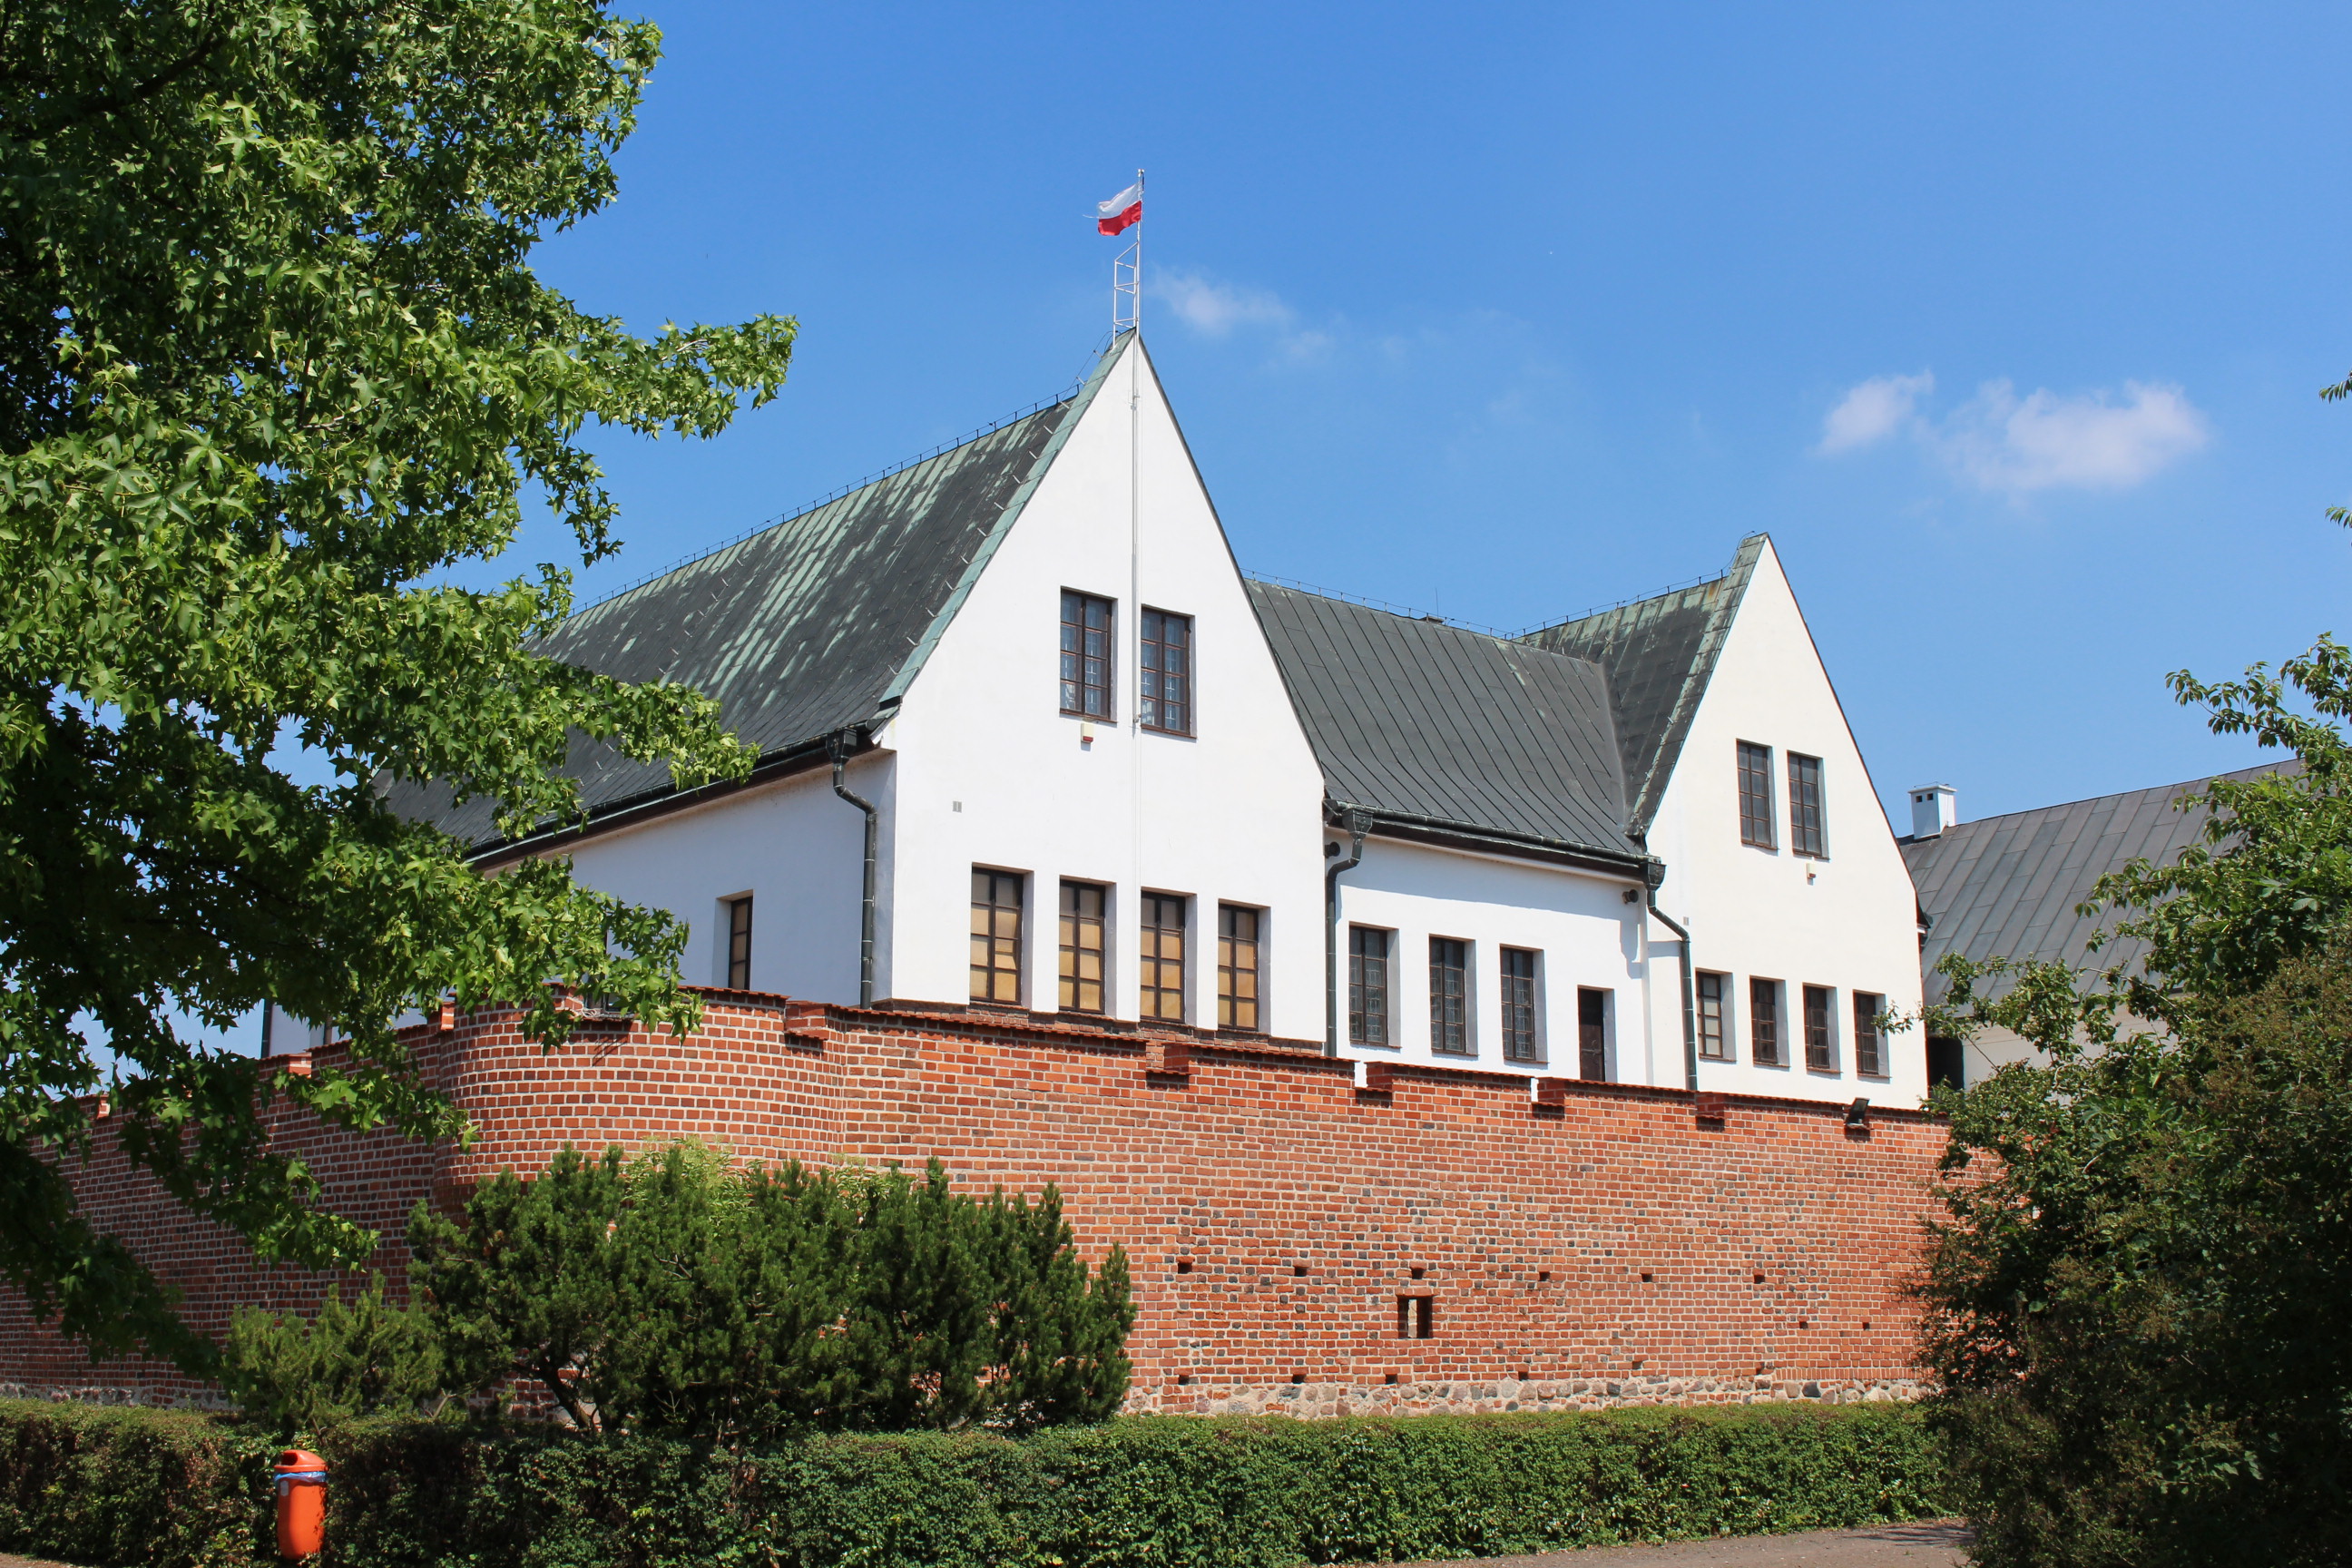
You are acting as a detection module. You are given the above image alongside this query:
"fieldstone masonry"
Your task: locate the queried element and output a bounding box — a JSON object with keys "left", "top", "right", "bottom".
{"left": 0, "top": 991, "right": 1945, "bottom": 1414}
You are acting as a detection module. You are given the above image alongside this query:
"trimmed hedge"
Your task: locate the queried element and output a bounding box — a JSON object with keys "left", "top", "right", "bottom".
{"left": 0, "top": 1399, "right": 276, "bottom": 1568}
{"left": 0, "top": 1398, "right": 1948, "bottom": 1568}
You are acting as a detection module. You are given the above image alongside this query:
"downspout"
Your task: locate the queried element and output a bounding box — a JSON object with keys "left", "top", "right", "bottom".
{"left": 1323, "top": 809, "right": 1367, "bottom": 1057}
{"left": 828, "top": 729, "right": 878, "bottom": 1006}
{"left": 1642, "top": 861, "right": 1699, "bottom": 1093}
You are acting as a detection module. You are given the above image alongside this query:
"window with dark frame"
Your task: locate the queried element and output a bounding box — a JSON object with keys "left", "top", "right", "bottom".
{"left": 725, "top": 895, "right": 753, "bottom": 990}
{"left": 1140, "top": 610, "right": 1193, "bottom": 736}
{"left": 1853, "top": 992, "right": 1886, "bottom": 1077}
{"left": 1059, "top": 590, "right": 1115, "bottom": 719}
{"left": 1396, "top": 1295, "right": 1434, "bottom": 1339}
{"left": 1428, "top": 937, "right": 1470, "bottom": 1054}
{"left": 1059, "top": 880, "right": 1107, "bottom": 1013}
{"left": 1348, "top": 926, "right": 1391, "bottom": 1045}
{"left": 1738, "top": 740, "right": 1776, "bottom": 848}
{"left": 1697, "top": 972, "right": 1728, "bottom": 1060}
{"left": 969, "top": 870, "right": 1024, "bottom": 1004}
{"left": 1501, "top": 948, "right": 1540, "bottom": 1063}
{"left": 1577, "top": 987, "right": 1608, "bottom": 1081}
{"left": 1140, "top": 893, "right": 1188, "bottom": 1022}
{"left": 1750, "top": 977, "right": 1783, "bottom": 1066}
{"left": 1788, "top": 751, "right": 1827, "bottom": 858}
{"left": 1217, "top": 904, "right": 1261, "bottom": 1031}
{"left": 1804, "top": 984, "right": 1836, "bottom": 1071}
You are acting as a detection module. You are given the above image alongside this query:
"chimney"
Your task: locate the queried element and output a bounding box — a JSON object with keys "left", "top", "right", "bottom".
{"left": 1909, "top": 783, "right": 1957, "bottom": 838}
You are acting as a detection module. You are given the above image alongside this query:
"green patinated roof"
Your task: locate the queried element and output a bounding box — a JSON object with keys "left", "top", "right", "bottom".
{"left": 392, "top": 336, "right": 1126, "bottom": 849}
{"left": 1517, "top": 535, "right": 1764, "bottom": 835}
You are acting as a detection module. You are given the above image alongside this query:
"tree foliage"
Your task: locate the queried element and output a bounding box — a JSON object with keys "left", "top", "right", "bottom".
{"left": 1917, "top": 568, "right": 2352, "bottom": 1563}
{"left": 406, "top": 1145, "right": 1135, "bottom": 1440}
{"left": 0, "top": 0, "right": 789, "bottom": 1367}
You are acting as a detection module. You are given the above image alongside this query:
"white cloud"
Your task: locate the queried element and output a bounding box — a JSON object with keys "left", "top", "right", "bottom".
{"left": 1938, "top": 379, "right": 2210, "bottom": 494}
{"left": 1818, "top": 371, "right": 1933, "bottom": 454}
{"left": 1818, "top": 371, "right": 2210, "bottom": 495}
{"left": 1154, "top": 270, "right": 1295, "bottom": 336}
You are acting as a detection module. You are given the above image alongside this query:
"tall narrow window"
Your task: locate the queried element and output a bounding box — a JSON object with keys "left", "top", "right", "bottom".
{"left": 1217, "top": 905, "right": 1261, "bottom": 1030}
{"left": 1500, "top": 948, "right": 1540, "bottom": 1063}
{"left": 1750, "top": 977, "right": 1782, "bottom": 1066}
{"left": 1396, "top": 1295, "right": 1434, "bottom": 1339}
{"left": 970, "top": 869, "right": 1024, "bottom": 1004}
{"left": 1141, "top": 610, "right": 1193, "bottom": 736}
{"left": 1853, "top": 992, "right": 1885, "bottom": 1077}
{"left": 1788, "top": 752, "right": 1827, "bottom": 858}
{"left": 725, "top": 895, "right": 753, "bottom": 990}
{"left": 1577, "top": 988, "right": 1608, "bottom": 1081}
{"left": 1697, "top": 972, "right": 1728, "bottom": 1060}
{"left": 1059, "top": 590, "right": 1115, "bottom": 718}
{"left": 1738, "top": 741, "right": 1776, "bottom": 848}
{"left": 1348, "top": 926, "right": 1391, "bottom": 1045}
{"left": 1140, "top": 893, "right": 1187, "bottom": 1021}
{"left": 1804, "top": 984, "right": 1836, "bottom": 1071}
{"left": 1059, "top": 880, "right": 1107, "bottom": 1013}
{"left": 1428, "top": 938, "right": 1470, "bottom": 1054}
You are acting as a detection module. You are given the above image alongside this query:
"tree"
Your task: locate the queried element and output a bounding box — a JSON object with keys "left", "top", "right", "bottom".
{"left": 407, "top": 1145, "right": 1137, "bottom": 1439}
{"left": 1916, "top": 573, "right": 2352, "bottom": 1565}
{"left": 220, "top": 1273, "right": 445, "bottom": 1435}
{"left": 0, "top": 2, "right": 789, "bottom": 1368}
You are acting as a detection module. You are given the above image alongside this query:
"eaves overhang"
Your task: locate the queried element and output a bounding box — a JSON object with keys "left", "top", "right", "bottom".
{"left": 1328, "top": 799, "right": 1654, "bottom": 882}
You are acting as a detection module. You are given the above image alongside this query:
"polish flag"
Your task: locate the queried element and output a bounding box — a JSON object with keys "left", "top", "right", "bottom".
{"left": 1095, "top": 181, "right": 1142, "bottom": 236}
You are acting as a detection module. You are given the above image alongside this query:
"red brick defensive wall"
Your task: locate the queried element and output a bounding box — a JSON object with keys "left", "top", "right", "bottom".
{"left": 0, "top": 991, "right": 1946, "bottom": 1416}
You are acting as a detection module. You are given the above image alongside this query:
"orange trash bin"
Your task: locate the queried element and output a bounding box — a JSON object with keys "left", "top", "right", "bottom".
{"left": 274, "top": 1448, "right": 328, "bottom": 1558}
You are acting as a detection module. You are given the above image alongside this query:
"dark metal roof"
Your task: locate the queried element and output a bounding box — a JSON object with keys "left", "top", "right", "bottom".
{"left": 1518, "top": 536, "right": 1763, "bottom": 832}
{"left": 1903, "top": 763, "right": 2288, "bottom": 1002}
{"left": 390, "top": 338, "right": 1124, "bottom": 848}
{"left": 1248, "top": 582, "right": 1642, "bottom": 863}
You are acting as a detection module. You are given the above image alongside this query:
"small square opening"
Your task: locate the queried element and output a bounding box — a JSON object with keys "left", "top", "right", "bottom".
{"left": 1384, "top": 1372, "right": 1399, "bottom": 1386}
{"left": 1176, "top": 1259, "right": 1193, "bottom": 1275}
{"left": 1537, "top": 1269, "right": 1551, "bottom": 1282}
{"left": 1409, "top": 1265, "right": 1426, "bottom": 1280}
{"left": 1289, "top": 1372, "right": 1305, "bottom": 1385}
{"left": 1293, "top": 1264, "right": 1308, "bottom": 1277}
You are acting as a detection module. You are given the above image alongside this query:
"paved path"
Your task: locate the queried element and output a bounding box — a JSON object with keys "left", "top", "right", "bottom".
{"left": 1377, "top": 1522, "right": 1971, "bottom": 1567}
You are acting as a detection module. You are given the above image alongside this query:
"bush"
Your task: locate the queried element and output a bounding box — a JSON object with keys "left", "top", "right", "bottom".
{"left": 407, "top": 1144, "right": 1133, "bottom": 1439}
{"left": 222, "top": 1276, "right": 446, "bottom": 1436}
{"left": 0, "top": 1398, "right": 273, "bottom": 1568}
{"left": 0, "top": 1398, "right": 1947, "bottom": 1568}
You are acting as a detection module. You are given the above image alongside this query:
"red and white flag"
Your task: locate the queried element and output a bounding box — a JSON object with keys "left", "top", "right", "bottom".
{"left": 1095, "top": 181, "right": 1142, "bottom": 236}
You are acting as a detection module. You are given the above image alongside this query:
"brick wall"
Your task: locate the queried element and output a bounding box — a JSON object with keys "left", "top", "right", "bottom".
{"left": 0, "top": 992, "right": 1946, "bottom": 1416}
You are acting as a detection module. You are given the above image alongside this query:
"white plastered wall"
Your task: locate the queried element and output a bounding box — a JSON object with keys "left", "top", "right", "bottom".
{"left": 879, "top": 335, "right": 1330, "bottom": 1034}
{"left": 557, "top": 762, "right": 874, "bottom": 1004}
{"left": 1331, "top": 838, "right": 1655, "bottom": 1083}
{"left": 1642, "top": 540, "right": 1928, "bottom": 1106}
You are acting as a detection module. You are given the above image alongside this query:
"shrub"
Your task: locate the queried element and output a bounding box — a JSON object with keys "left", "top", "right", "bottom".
{"left": 221, "top": 1276, "right": 445, "bottom": 1436}
{"left": 0, "top": 1398, "right": 272, "bottom": 1568}
{"left": 0, "top": 1399, "right": 1945, "bottom": 1568}
{"left": 407, "top": 1144, "right": 1133, "bottom": 1439}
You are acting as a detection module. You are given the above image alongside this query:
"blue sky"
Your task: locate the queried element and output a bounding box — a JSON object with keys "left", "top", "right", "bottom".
{"left": 501, "top": 1, "right": 2352, "bottom": 827}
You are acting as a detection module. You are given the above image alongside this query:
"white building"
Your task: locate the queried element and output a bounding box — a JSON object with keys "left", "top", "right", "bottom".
{"left": 389, "top": 332, "right": 1927, "bottom": 1106}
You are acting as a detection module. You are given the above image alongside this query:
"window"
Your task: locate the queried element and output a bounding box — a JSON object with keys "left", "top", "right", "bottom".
{"left": 1141, "top": 610, "right": 1192, "bottom": 735}
{"left": 970, "top": 870, "right": 1024, "bottom": 1004}
{"left": 1396, "top": 1295, "right": 1434, "bottom": 1339}
{"left": 1140, "top": 893, "right": 1187, "bottom": 1021}
{"left": 1059, "top": 880, "right": 1107, "bottom": 1013}
{"left": 1788, "top": 752, "right": 1827, "bottom": 858}
{"left": 1348, "top": 926, "right": 1391, "bottom": 1045}
{"left": 1697, "top": 972, "right": 1729, "bottom": 1060}
{"left": 1500, "top": 948, "right": 1540, "bottom": 1063}
{"left": 724, "top": 895, "right": 753, "bottom": 990}
{"left": 1853, "top": 992, "right": 1886, "bottom": 1077}
{"left": 1059, "top": 590, "right": 1115, "bottom": 718}
{"left": 1217, "top": 904, "right": 1261, "bottom": 1030}
{"left": 1428, "top": 938, "right": 1470, "bottom": 1054}
{"left": 1577, "top": 987, "right": 1609, "bottom": 1081}
{"left": 1804, "top": 984, "right": 1836, "bottom": 1071}
{"left": 1738, "top": 741, "right": 1776, "bottom": 848}
{"left": 1750, "top": 978, "right": 1782, "bottom": 1066}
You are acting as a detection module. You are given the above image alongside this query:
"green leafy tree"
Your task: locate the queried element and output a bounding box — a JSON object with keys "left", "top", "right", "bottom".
{"left": 407, "top": 1145, "right": 1135, "bottom": 1438}
{"left": 0, "top": 0, "right": 789, "bottom": 1368}
{"left": 220, "top": 1272, "right": 445, "bottom": 1434}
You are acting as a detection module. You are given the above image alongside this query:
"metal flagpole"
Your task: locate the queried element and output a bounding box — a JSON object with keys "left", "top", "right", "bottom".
{"left": 1112, "top": 168, "right": 1142, "bottom": 331}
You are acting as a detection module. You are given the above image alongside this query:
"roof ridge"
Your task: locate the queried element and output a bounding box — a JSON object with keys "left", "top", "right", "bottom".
{"left": 1244, "top": 573, "right": 1515, "bottom": 639}
{"left": 576, "top": 374, "right": 1093, "bottom": 616}
{"left": 1909, "top": 761, "right": 2293, "bottom": 838}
